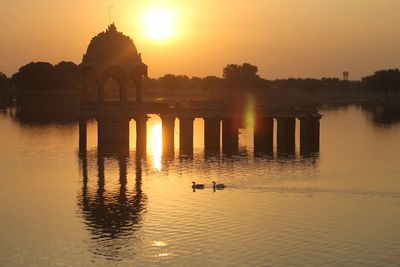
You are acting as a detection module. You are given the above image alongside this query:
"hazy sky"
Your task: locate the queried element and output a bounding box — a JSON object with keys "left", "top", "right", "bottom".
{"left": 1, "top": 0, "right": 399, "bottom": 80}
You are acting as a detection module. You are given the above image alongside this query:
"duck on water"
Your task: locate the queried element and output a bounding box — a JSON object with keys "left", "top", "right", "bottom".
{"left": 212, "top": 181, "right": 225, "bottom": 190}
{"left": 192, "top": 182, "right": 205, "bottom": 189}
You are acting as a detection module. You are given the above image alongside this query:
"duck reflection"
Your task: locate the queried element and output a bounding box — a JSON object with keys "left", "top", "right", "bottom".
{"left": 78, "top": 151, "right": 147, "bottom": 259}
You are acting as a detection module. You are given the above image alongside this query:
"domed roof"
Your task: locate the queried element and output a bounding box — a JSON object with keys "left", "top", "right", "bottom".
{"left": 81, "top": 24, "right": 142, "bottom": 73}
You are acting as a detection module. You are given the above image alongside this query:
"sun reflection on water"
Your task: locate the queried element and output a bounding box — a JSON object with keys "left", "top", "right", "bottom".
{"left": 156, "top": 253, "right": 170, "bottom": 257}
{"left": 149, "top": 121, "right": 162, "bottom": 171}
{"left": 152, "top": 241, "right": 167, "bottom": 247}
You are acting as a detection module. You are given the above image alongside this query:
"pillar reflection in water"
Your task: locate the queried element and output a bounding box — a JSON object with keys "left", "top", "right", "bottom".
{"left": 78, "top": 152, "right": 146, "bottom": 259}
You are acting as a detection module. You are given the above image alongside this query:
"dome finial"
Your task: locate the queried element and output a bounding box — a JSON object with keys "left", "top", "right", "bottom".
{"left": 107, "top": 23, "right": 117, "bottom": 32}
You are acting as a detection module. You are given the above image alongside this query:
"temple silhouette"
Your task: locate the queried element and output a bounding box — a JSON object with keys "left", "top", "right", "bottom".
{"left": 79, "top": 25, "right": 322, "bottom": 157}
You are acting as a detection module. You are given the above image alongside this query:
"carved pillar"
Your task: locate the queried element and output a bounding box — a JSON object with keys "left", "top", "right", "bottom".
{"left": 97, "top": 117, "right": 130, "bottom": 155}
{"left": 161, "top": 116, "right": 175, "bottom": 157}
{"left": 179, "top": 117, "right": 194, "bottom": 155}
{"left": 254, "top": 116, "right": 273, "bottom": 154}
{"left": 222, "top": 118, "right": 239, "bottom": 154}
{"left": 276, "top": 117, "right": 295, "bottom": 155}
{"left": 135, "top": 115, "right": 148, "bottom": 156}
{"left": 310, "top": 117, "right": 320, "bottom": 152}
{"left": 204, "top": 117, "right": 221, "bottom": 155}
{"left": 300, "top": 117, "right": 320, "bottom": 154}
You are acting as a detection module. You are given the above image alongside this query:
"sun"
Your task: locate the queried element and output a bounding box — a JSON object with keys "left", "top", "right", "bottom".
{"left": 145, "top": 9, "right": 174, "bottom": 40}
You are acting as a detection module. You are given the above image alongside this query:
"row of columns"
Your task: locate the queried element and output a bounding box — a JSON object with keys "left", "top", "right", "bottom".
{"left": 254, "top": 116, "right": 320, "bottom": 155}
{"left": 79, "top": 115, "right": 148, "bottom": 155}
{"left": 158, "top": 117, "right": 240, "bottom": 156}
{"left": 79, "top": 115, "right": 320, "bottom": 156}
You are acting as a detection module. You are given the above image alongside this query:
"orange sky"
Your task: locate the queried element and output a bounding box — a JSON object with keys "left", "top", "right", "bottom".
{"left": 1, "top": 0, "right": 399, "bottom": 80}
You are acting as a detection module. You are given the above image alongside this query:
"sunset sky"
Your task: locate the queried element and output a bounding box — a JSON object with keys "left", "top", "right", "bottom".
{"left": 1, "top": 0, "right": 399, "bottom": 80}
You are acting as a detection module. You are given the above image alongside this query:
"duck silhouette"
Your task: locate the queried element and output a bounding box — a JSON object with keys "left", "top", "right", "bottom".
{"left": 212, "top": 181, "right": 225, "bottom": 190}
{"left": 192, "top": 182, "right": 205, "bottom": 189}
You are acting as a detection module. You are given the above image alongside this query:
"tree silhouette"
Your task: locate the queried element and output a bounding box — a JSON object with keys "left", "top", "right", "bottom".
{"left": 12, "top": 62, "right": 58, "bottom": 91}
{"left": 0, "top": 72, "right": 8, "bottom": 90}
{"left": 201, "top": 76, "right": 223, "bottom": 91}
{"left": 55, "top": 61, "right": 80, "bottom": 91}
{"left": 11, "top": 61, "right": 80, "bottom": 92}
{"left": 187, "top": 76, "right": 202, "bottom": 90}
{"left": 158, "top": 74, "right": 189, "bottom": 92}
{"left": 223, "top": 64, "right": 241, "bottom": 81}
{"left": 223, "top": 63, "right": 262, "bottom": 89}
{"left": 362, "top": 69, "right": 400, "bottom": 100}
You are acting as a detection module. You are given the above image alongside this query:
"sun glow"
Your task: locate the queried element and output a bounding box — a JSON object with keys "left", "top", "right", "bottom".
{"left": 145, "top": 9, "right": 174, "bottom": 40}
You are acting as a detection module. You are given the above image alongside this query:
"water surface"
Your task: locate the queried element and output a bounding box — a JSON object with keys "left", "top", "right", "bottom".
{"left": 0, "top": 106, "right": 399, "bottom": 266}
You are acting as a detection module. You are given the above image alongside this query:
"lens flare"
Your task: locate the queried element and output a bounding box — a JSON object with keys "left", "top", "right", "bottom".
{"left": 245, "top": 95, "right": 255, "bottom": 130}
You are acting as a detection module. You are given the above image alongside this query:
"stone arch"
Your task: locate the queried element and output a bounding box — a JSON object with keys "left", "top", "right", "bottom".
{"left": 101, "top": 65, "right": 128, "bottom": 104}
{"left": 130, "top": 63, "right": 148, "bottom": 105}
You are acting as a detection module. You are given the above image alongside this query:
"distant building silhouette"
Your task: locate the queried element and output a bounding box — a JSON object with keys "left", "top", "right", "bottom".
{"left": 343, "top": 71, "right": 349, "bottom": 81}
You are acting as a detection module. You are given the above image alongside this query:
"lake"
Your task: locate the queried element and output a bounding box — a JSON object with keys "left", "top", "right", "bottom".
{"left": 0, "top": 105, "right": 399, "bottom": 266}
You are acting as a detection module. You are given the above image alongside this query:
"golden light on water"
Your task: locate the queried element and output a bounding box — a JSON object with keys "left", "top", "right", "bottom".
{"left": 149, "top": 121, "right": 162, "bottom": 170}
{"left": 152, "top": 241, "right": 167, "bottom": 247}
{"left": 144, "top": 9, "right": 174, "bottom": 40}
{"left": 156, "top": 253, "right": 170, "bottom": 257}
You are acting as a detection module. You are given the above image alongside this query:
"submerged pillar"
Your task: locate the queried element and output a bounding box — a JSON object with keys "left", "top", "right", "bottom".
{"left": 204, "top": 117, "right": 221, "bottom": 155}
{"left": 179, "top": 117, "right": 194, "bottom": 155}
{"left": 97, "top": 117, "right": 130, "bottom": 155}
{"left": 161, "top": 116, "right": 175, "bottom": 157}
{"left": 254, "top": 116, "right": 273, "bottom": 154}
{"left": 79, "top": 118, "right": 87, "bottom": 154}
{"left": 300, "top": 117, "right": 320, "bottom": 154}
{"left": 135, "top": 115, "right": 148, "bottom": 156}
{"left": 311, "top": 117, "right": 321, "bottom": 152}
{"left": 276, "top": 117, "right": 295, "bottom": 155}
{"left": 310, "top": 117, "right": 320, "bottom": 152}
{"left": 300, "top": 117, "right": 312, "bottom": 154}
{"left": 222, "top": 118, "right": 239, "bottom": 154}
